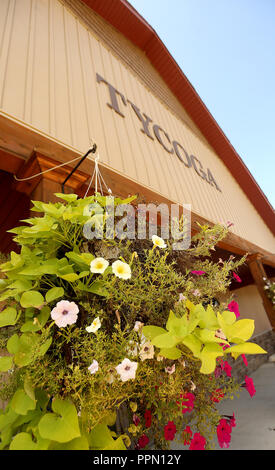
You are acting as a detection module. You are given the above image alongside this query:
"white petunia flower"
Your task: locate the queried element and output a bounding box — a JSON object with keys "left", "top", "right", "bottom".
{"left": 112, "top": 260, "right": 131, "bottom": 280}
{"left": 90, "top": 257, "right": 109, "bottom": 274}
{"left": 139, "top": 341, "right": 154, "bottom": 361}
{"left": 115, "top": 358, "right": 138, "bottom": 382}
{"left": 88, "top": 360, "right": 99, "bottom": 375}
{"left": 134, "top": 321, "right": 144, "bottom": 332}
{"left": 152, "top": 235, "right": 167, "bottom": 249}
{"left": 86, "top": 317, "right": 101, "bottom": 333}
{"left": 50, "top": 300, "right": 79, "bottom": 328}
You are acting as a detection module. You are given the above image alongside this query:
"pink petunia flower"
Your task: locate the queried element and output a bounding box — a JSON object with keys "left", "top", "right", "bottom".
{"left": 50, "top": 300, "right": 79, "bottom": 328}
{"left": 243, "top": 376, "right": 256, "bottom": 397}
{"left": 189, "top": 432, "right": 206, "bottom": 450}
{"left": 164, "top": 421, "right": 177, "bottom": 441}
{"left": 217, "top": 419, "right": 232, "bottom": 448}
{"left": 233, "top": 272, "right": 242, "bottom": 283}
{"left": 190, "top": 270, "right": 206, "bottom": 276}
{"left": 165, "top": 364, "right": 175, "bottom": 375}
{"left": 227, "top": 300, "right": 240, "bottom": 318}
{"left": 223, "top": 361, "right": 232, "bottom": 377}
{"left": 181, "top": 392, "right": 195, "bottom": 414}
{"left": 241, "top": 354, "right": 248, "bottom": 367}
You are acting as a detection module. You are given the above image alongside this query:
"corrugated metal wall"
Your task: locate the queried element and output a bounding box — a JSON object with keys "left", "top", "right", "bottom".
{"left": 0, "top": 0, "right": 274, "bottom": 253}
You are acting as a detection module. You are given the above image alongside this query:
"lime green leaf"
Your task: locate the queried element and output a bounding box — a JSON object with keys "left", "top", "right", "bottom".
{"left": 7, "top": 334, "right": 20, "bottom": 354}
{"left": 51, "top": 435, "right": 89, "bottom": 450}
{"left": 9, "top": 432, "right": 37, "bottom": 450}
{"left": 226, "top": 319, "right": 255, "bottom": 343}
{"left": 225, "top": 342, "right": 267, "bottom": 355}
{"left": 159, "top": 347, "right": 182, "bottom": 360}
{"left": 89, "top": 423, "right": 126, "bottom": 450}
{"left": 142, "top": 325, "right": 167, "bottom": 341}
{"left": 38, "top": 398, "right": 80, "bottom": 443}
{"left": 45, "top": 287, "right": 64, "bottom": 303}
{"left": 100, "top": 412, "right": 117, "bottom": 427}
{"left": 10, "top": 389, "right": 36, "bottom": 415}
{"left": 24, "top": 378, "right": 36, "bottom": 402}
{"left": 151, "top": 332, "right": 179, "bottom": 349}
{"left": 86, "top": 280, "right": 108, "bottom": 297}
{"left": 59, "top": 273, "right": 80, "bottom": 282}
{"left": 195, "top": 329, "right": 228, "bottom": 344}
{"left": 199, "top": 343, "right": 224, "bottom": 374}
{"left": 0, "top": 356, "right": 13, "bottom": 372}
{"left": 21, "top": 306, "right": 51, "bottom": 332}
{"left": 221, "top": 310, "right": 236, "bottom": 325}
{"left": 54, "top": 193, "right": 78, "bottom": 202}
{"left": 0, "top": 407, "right": 18, "bottom": 432}
{"left": 181, "top": 334, "right": 202, "bottom": 357}
{"left": 197, "top": 304, "right": 219, "bottom": 329}
{"left": 0, "top": 307, "right": 17, "bottom": 327}
{"left": 20, "top": 291, "right": 44, "bottom": 308}
{"left": 166, "top": 310, "right": 187, "bottom": 338}
{"left": 37, "top": 337, "right": 52, "bottom": 357}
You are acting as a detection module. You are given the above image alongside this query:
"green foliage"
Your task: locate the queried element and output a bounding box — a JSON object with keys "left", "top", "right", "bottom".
{"left": 0, "top": 193, "right": 266, "bottom": 450}
{"left": 143, "top": 301, "right": 266, "bottom": 374}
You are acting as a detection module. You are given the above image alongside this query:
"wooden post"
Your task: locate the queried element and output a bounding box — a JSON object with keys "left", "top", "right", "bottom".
{"left": 247, "top": 253, "right": 275, "bottom": 329}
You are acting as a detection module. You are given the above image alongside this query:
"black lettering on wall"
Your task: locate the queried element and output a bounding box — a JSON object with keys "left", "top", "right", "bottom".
{"left": 207, "top": 169, "right": 222, "bottom": 192}
{"left": 153, "top": 125, "right": 174, "bottom": 154}
{"left": 128, "top": 101, "right": 154, "bottom": 140}
{"left": 190, "top": 155, "right": 207, "bottom": 181}
{"left": 96, "top": 73, "right": 127, "bottom": 117}
{"left": 172, "top": 141, "right": 192, "bottom": 167}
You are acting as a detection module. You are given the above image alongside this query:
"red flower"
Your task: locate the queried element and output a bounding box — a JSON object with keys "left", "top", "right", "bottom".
{"left": 191, "top": 270, "right": 206, "bottom": 276}
{"left": 210, "top": 388, "right": 224, "bottom": 403}
{"left": 217, "top": 419, "right": 232, "bottom": 448}
{"left": 137, "top": 434, "right": 149, "bottom": 449}
{"left": 181, "top": 392, "right": 195, "bottom": 414}
{"left": 164, "top": 421, "right": 177, "bottom": 441}
{"left": 144, "top": 409, "right": 152, "bottom": 428}
{"left": 241, "top": 354, "right": 248, "bottom": 367}
{"left": 233, "top": 272, "right": 242, "bottom": 283}
{"left": 243, "top": 376, "right": 256, "bottom": 397}
{"left": 227, "top": 300, "right": 240, "bottom": 318}
{"left": 189, "top": 432, "right": 206, "bottom": 450}
{"left": 182, "top": 426, "right": 192, "bottom": 445}
{"left": 223, "top": 361, "right": 232, "bottom": 377}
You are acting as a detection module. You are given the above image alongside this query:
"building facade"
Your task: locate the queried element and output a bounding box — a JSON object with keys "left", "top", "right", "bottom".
{"left": 0, "top": 0, "right": 275, "bottom": 373}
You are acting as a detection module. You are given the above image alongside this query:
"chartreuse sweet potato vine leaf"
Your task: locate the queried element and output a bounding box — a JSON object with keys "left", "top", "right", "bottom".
{"left": 9, "top": 432, "right": 51, "bottom": 451}
{"left": 143, "top": 301, "right": 267, "bottom": 374}
{"left": 0, "top": 307, "right": 19, "bottom": 328}
{"left": 88, "top": 423, "right": 126, "bottom": 450}
{"left": 0, "top": 356, "right": 13, "bottom": 372}
{"left": 10, "top": 389, "right": 36, "bottom": 416}
{"left": 38, "top": 398, "right": 80, "bottom": 443}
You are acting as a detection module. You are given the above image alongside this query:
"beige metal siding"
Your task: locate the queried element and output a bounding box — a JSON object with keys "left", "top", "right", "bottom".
{"left": 0, "top": 0, "right": 274, "bottom": 253}
{"left": 233, "top": 285, "right": 272, "bottom": 336}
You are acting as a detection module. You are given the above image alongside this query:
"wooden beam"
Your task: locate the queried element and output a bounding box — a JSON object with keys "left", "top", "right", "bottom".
{"left": 247, "top": 254, "right": 275, "bottom": 329}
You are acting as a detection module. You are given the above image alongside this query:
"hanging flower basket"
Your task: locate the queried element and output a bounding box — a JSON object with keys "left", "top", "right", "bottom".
{"left": 0, "top": 193, "right": 266, "bottom": 450}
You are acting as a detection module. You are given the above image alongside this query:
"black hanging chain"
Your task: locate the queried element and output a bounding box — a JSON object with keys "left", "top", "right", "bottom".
{"left": 61, "top": 143, "right": 97, "bottom": 193}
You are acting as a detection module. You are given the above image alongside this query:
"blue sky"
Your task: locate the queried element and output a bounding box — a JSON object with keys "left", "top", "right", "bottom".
{"left": 129, "top": 0, "right": 275, "bottom": 208}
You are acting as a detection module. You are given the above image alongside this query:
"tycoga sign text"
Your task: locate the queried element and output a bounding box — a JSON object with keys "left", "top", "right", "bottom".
{"left": 96, "top": 73, "right": 221, "bottom": 192}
